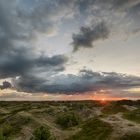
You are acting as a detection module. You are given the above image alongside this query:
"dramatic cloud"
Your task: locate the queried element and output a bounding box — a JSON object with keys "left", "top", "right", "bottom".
{"left": 72, "top": 22, "right": 109, "bottom": 51}
{"left": 0, "top": 0, "right": 69, "bottom": 79}
{"left": 13, "top": 69, "right": 140, "bottom": 94}
{"left": 0, "top": 81, "right": 12, "bottom": 90}
{"left": 0, "top": 0, "right": 140, "bottom": 100}
{"left": 0, "top": 50, "right": 68, "bottom": 79}
{"left": 71, "top": 0, "right": 140, "bottom": 51}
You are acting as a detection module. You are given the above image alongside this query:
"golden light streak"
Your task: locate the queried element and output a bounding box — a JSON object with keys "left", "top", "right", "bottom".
{"left": 124, "top": 87, "right": 140, "bottom": 93}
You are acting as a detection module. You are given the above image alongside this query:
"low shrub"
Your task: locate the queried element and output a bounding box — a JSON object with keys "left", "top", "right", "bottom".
{"left": 123, "top": 108, "right": 140, "bottom": 123}
{"left": 0, "top": 124, "right": 13, "bottom": 140}
{"left": 102, "top": 103, "right": 127, "bottom": 115}
{"left": 30, "top": 125, "right": 54, "bottom": 140}
{"left": 56, "top": 112, "right": 81, "bottom": 129}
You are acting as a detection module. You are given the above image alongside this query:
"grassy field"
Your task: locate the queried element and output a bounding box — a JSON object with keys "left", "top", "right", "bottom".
{"left": 123, "top": 108, "right": 140, "bottom": 123}
{"left": 67, "top": 118, "right": 113, "bottom": 140}
{"left": 0, "top": 100, "right": 140, "bottom": 140}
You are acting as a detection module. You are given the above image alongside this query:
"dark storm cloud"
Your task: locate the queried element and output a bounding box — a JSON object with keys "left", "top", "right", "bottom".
{"left": 0, "top": 51, "right": 67, "bottom": 79}
{"left": 0, "top": 0, "right": 69, "bottom": 79}
{"left": 13, "top": 69, "right": 140, "bottom": 94}
{"left": 36, "top": 55, "right": 68, "bottom": 67}
{"left": 128, "top": 2, "right": 140, "bottom": 23}
{"left": 0, "top": 81, "right": 12, "bottom": 90}
{"left": 72, "top": 22, "right": 109, "bottom": 51}
{"left": 71, "top": 0, "right": 140, "bottom": 51}
{"left": 13, "top": 75, "right": 46, "bottom": 93}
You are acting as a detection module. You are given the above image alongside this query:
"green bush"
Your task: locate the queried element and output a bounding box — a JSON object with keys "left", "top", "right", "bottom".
{"left": 123, "top": 108, "right": 140, "bottom": 123}
{"left": 67, "top": 118, "right": 113, "bottom": 140}
{"left": 30, "top": 126, "right": 53, "bottom": 140}
{"left": 1, "top": 124, "right": 13, "bottom": 137}
{"left": 102, "top": 103, "right": 127, "bottom": 115}
{"left": 0, "top": 124, "right": 12, "bottom": 140}
{"left": 56, "top": 113, "right": 81, "bottom": 129}
{"left": 0, "top": 128, "right": 4, "bottom": 140}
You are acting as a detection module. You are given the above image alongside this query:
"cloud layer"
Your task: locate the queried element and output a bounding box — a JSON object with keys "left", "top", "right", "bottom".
{"left": 13, "top": 69, "right": 140, "bottom": 94}
{"left": 0, "top": 0, "right": 140, "bottom": 99}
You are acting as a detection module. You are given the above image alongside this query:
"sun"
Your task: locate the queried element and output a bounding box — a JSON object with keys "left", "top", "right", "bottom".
{"left": 102, "top": 98, "right": 105, "bottom": 101}
{"left": 100, "top": 98, "right": 107, "bottom": 104}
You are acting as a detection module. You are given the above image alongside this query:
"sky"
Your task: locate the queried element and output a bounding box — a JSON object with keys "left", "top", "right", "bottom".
{"left": 0, "top": 0, "right": 140, "bottom": 101}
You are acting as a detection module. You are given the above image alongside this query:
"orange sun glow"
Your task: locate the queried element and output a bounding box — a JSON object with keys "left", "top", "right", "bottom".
{"left": 101, "top": 98, "right": 105, "bottom": 101}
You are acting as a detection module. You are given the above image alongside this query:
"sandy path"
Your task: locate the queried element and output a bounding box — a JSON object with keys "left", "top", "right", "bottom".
{"left": 101, "top": 113, "right": 140, "bottom": 140}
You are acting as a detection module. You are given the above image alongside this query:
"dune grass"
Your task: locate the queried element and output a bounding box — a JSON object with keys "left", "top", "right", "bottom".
{"left": 102, "top": 103, "right": 128, "bottom": 115}
{"left": 123, "top": 108, "right": 140, "bottom": 123}
{"left": 0, "top": 114, "right": 33, "bottom": 139}
{"left": 67, "top": 118, "right": 113, "bottom": 140}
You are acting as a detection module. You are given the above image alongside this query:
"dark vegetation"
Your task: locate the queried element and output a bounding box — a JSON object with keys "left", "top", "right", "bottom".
{"left": 101, "top": 102, "right": 128, "bottom": 115}
{"left": 56, "top": 112, "right": 81, "bottom": 129}
{"left": 67, "top": 118, "right": 113, "bottom": 140}
{"left": 0, "top": 100, "right": 139, "bottom": 140}
{"left": 123, "top": 108, "right": 140, "bottom": 123}
{"left": 30, "top": 125, "right": 55, "bottom": 140}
